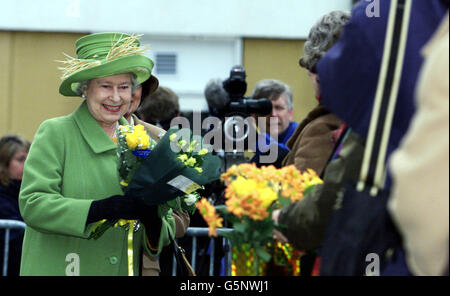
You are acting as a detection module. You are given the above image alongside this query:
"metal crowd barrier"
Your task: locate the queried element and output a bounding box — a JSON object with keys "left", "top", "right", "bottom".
{"left": 1, "top": 221, "right": 233, "bottom": 276}
{"left": 172, "top": 227, "right": 234, "bottom": 276}
{"left": 0, "top": 219, "right": 26, "bottom": 276}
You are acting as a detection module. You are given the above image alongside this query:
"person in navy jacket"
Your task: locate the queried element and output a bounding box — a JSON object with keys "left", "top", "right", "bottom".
{"left": 250, "top": 79, "right": 299, "bottom": 168}
{"left": 316, "top": 0, "right": 448, "bottom": 275}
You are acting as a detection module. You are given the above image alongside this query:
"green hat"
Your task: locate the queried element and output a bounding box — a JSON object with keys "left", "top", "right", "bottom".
{"left": 58, "top": 32, "right": 158, "bottom": 97}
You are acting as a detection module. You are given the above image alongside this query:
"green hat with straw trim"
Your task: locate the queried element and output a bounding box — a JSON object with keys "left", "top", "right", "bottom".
{"left": 58, "top": 32, "right": 158, "bottom": 97}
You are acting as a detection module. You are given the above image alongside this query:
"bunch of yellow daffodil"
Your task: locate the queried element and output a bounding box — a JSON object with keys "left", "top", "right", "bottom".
{"left": 169, "top": 133, "right": 209, "bottom": 173}
{"left": 121, "top": 124, "right": 151, "bottom": 150}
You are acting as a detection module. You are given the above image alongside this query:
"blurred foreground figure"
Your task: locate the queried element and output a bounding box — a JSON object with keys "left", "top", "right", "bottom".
{"left": 389, "top": 13, "right": 449, "bottom": 276}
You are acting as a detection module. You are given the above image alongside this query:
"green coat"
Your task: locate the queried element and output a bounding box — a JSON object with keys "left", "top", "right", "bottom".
{"left": 19, "top": 100, "right": 175, "bottom": 276}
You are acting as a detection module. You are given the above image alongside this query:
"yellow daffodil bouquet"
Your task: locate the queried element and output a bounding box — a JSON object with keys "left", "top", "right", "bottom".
{"left": 196, "top": 163, "right": 322, "bottom": 266}
{"left": 121, "top": 127, "right": 220, "bottom": 211}
{"left": 89, "top": 123, "right": 157, "bottom": 239}
{"left": 117, "top": 124, "right": 157, "bottom": 189}
{"left": 89, "top": 125, "right": 221, "bottom": 239}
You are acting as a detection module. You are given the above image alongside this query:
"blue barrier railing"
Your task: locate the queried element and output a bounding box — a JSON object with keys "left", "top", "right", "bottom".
{"left": 173, "top": 227, "right": 234, "bottom": 276}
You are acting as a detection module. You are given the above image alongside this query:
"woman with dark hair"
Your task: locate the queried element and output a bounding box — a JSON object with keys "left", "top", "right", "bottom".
{"left": 0, "top": 134, "right": 30, "bottom": 275}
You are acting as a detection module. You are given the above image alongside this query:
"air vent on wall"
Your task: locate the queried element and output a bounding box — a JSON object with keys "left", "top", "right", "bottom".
{"left": 155, "top": 53, "right": 177, "bottom": 74}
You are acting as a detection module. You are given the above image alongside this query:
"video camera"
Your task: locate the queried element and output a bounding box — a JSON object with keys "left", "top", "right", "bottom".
{"left": 222, "top": 65, "right": 272, "bottom": 117}
{"left": 219, "top": 66, "right": 272, "bottom": 148}
{"left": 202, "top": 66, "right": 273, "bottom": 206}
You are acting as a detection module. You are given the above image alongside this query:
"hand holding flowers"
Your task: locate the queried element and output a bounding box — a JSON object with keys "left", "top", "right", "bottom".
{"left": 89, "top": 125, "right": 221, "bottom": 240}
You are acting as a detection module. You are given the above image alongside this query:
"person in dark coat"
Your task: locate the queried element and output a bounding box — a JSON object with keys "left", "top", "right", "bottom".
{"left": 317, "top": 0, "right": 448, "bottom": 188}
{"left": 315, "top": 0, "right": 448, "bottom": 275}
{"left": 0, "top": 135, "right": 30, "bottom": 276}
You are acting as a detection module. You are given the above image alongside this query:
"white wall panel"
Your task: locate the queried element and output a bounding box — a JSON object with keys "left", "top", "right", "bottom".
{"left": 1, "top": 0, "right": 352, "bottom": 39}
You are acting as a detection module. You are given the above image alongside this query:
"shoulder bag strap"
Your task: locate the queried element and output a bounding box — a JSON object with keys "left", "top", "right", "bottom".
{"left": 357, "top": 0, "right": 412, "bottom": 196}
{"left": 168, "top": 231, "right": 197, "bottom": 276}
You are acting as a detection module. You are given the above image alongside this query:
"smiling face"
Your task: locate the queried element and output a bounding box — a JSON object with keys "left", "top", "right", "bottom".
{"left": 84, "top": 73, "right": 133, "bottom": 131}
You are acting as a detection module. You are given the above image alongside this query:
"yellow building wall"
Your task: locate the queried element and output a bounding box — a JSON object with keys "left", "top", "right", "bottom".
{"left": 0, "top": 31, "right": 86, "bottom": 142}
{"left": 243, "top": 38, "right": 317, "bottom": 124}
{"left": 0, "top": 32, "right": 13, "bottom": 138}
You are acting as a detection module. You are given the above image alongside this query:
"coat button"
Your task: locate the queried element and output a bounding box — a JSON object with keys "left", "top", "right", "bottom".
{"left": 109, "top": 256, "right": 118, "bottom": 265}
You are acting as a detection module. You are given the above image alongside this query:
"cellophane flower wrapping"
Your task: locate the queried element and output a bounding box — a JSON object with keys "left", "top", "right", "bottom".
{"left": 89, "top": 125, "right": 221, "bottom": 239}
{"left": 124, "top": 127, "right": 221, "bottom": 209}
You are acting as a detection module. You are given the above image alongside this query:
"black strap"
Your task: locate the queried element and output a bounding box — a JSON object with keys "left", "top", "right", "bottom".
{"left": 358, "top": 0, "right": 412, "bottom": 193}
{"left": 169, "top": 232, "right": 196, "bottom": 276}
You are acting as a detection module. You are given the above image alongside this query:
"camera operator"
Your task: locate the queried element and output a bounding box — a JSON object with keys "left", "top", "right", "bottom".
{"left": 204, "top": 66, "right": 274, "bottom": 168}
{"left": 204, "top": 67, "right": 298, "bottom": 169}
{"left": 250, "top": 79, "right": 299, "bottom": 168}
{"left": 199, "top": 67, "right": 276, "bottom": 275}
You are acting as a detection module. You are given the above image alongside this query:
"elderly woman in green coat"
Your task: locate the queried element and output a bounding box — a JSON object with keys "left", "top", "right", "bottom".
{"left": 19, "top": 33, "right": 175, "bottom": 276}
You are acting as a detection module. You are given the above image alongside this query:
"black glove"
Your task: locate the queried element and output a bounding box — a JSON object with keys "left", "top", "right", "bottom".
{"left": 86, "top": 194, "right": 158, "bottom": 224}
{"left": 86, "top": 194, "right": 163, "bottom": 247}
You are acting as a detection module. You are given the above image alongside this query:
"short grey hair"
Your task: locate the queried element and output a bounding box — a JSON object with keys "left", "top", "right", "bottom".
{"left": 299, "top": 10, "right": 350, "bottom": 72}
{"left": 74, "top": 73, "right": 140, "bottom": 96}
{"left": 251, "top": 79, "right": 294, "bottom": 110}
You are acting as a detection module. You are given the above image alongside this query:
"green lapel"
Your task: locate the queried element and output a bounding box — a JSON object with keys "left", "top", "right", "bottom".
{"left": 73, "top": 100, "right": 124, "bottom": 154}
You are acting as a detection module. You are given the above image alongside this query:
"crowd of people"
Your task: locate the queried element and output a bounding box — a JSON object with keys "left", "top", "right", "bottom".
{"left": 0, "top": 0, "right": 448, "bottom": 276}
